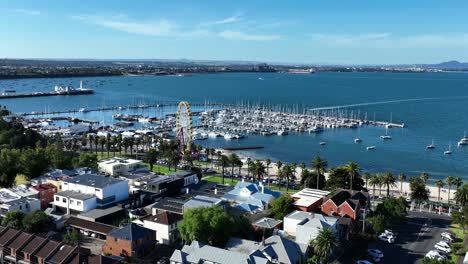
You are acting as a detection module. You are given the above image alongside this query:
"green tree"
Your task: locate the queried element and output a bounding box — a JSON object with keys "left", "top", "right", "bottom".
{"left": 420, "top": 172, "right": 429, "bottom": 184}
{"left": 270, "top": 195, "right": 295, "bottom": 220}
{"left": 0, "top": 149, "right": 21, "bottom": 187}
{"left": 229, "top": 153, "right": 241, "bottom": 183}
{"left": 398, "top": 173, "right": 407, "bottom": 194}
{"left": 249, "top": 160, "right": 266, "bottom": 182}
{"left": 311, "top": 228, "right": 339, "bottom": 261}
{"left": 1, "top": 210, "right": 25, "bottom": 229}
{"left": 311, "top": 156, "right": 327, "bottom": 190}
{"left": 368, "top": 214, "right": 386, "bottom": 234}
{"left": 22, "top": 210, "right": 54, "bottom": 233}
{"left": 381, "top": 172, "right": 397, "bottom": 197}
{"left": 454, "top": 177, "right": 463, "bottom": 196}
{"left": 265, "top": 158, "right": 272, "bottom": 178}
{"left": 279, "top": 164, "right": 294, "bottom": 192}
{"left": 435, "top": 180, "right": 444, "bottom": 202}
{"left": 220, "top": 155, "right": 230, "bottom": 184}
{"left": 369, "top": 174, "right": 380, "bottom": 198}
{"left": 410, "top": 177, "right": 430, "bottom": 205}
{"left": 179, "top": 206, "right": 236, "bottom": 247}
{"left": 301, "top": 169, "right": 325, "bottom": 190}
{"left": 145, "top": 148, "right": 158, "bottom": 171}
{"left": 64, "top": 229, "right": 83, "bottom": 246}
{"left": 344, "top": 162, "right": 360, "bottom": 190}
{"left": 362, "top": 172, "right": 372, "bottom": 189}
{"left": 421, "top": 257, "right": 454, "bottom": 264}
{"left": 455, "top": 184, "right": 468, "bottom": 207}
{"left": 74, "top": 152, "right": 98, "bottom": 169}
{"left": 20, "top": 148, "right": 50, "bottom": 179}
{"left": 452, "top": 206, "right": 468, "bottom": 231}
{"left": 446, "top": 176, "right": 454, "bottom": 205}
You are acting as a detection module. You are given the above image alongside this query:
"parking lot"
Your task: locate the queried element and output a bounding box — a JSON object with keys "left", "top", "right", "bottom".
{"left": 375, "top": 211, "right": 451, "bottom": 263}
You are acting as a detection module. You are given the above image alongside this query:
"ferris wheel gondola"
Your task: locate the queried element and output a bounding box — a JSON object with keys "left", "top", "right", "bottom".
{"left": 176, "top": 101, "right": 193, "bottom": 153}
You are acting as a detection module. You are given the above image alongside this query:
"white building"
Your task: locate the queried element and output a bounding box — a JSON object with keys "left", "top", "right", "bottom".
{"left": 133, "top": 211, "right": 183, "bottom": 245}
{"left": 98, "top": 158, "right": 142, "bottom": 176}
{"left": 0, "top": 197, "right": 41, "bottom": 217}
{"left": 53, "top": 174, "right": 129, "bottom": 214}
{"left": 283, "top": 210, "right": 338, "bottom": 245}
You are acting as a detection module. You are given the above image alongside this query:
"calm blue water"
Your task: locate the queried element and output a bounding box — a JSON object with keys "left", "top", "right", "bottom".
{"left": 1, "top": 72, "right": 468, "bottom": 181}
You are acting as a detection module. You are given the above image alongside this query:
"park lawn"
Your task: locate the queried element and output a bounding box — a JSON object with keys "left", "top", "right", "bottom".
{"left": 15, "top": 174, "right": 30, "bottom": 185}
{"left": 142, "top": 163, "right": 174, "bottom": 174}
{"left": 449, "top": 224, "right": 466, "bottom": 263}
{"left": 203, "top": 176, "right": 297, "bottom": 194}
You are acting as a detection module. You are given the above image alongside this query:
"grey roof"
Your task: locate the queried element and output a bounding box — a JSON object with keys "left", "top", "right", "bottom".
{"left": 78, "top": 206, "right": 123, "bottom": 220}
{"left": 63, "top": 174, "right": 126, "bottom": 188}
{"left": 183, "top": 195, "right": 224, "bottom": 209}
{"left": 55, "top": 190, "right": 94, "bottom": 201}
{"left": 3, "top": 197, "right": 38, "bottom": 206}
{"left": 170, "top": 240, "right": 268, "bottom": 264}
{"left": 226, "top": 236, "right": 304, "bottom": 264}
{"left": 253, "top": 217, "right": 282, "bottom": 229}
{"left": 108, "top": 223, "right": 153, "bottom": 241}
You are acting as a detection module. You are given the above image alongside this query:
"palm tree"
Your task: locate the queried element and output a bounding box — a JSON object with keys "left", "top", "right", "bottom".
{"left": 454, "top": 177, "right": 463, "bottom": 193}
{"left": 376, "top": 173, "right": 384, "bottom": 195}
{"left": 290, "top": 162, "right": 297, "bottom": 187}
{"left": 265, "top": 158, "right": 272, "bottom": 178}
{"left": 220, "top": 155, "right": 230, "bottom": 185}
{"left": 369, "top": 175, "right": 380, "bottom": 198}
{"left": 99, "top": 137, "right": 106, "bottom": 157}
{"left": 299, "top": 162, "right": 306, "bottom": 175}
{"left": 249, "top": 160, "right": 266, "bottom": 182}
{"left": 381, "top": 172, "right": 397, "bottom": 197}
{"left": 311, "top": 156, "right": 328, "bottom": 190}
{"left": 344, "top": 162, "right": 360, "bottom": 190}
{"left": 229, "top": 153, "right": 240, "bottom": 183}
{"left": 311, "top": 228, "right": 339, "bottom": 261}
{"left": 362, "top": 173, "right": 371, "bottom": 189}
{"left": 446, "top": 176, "right": 455, "bottom": 205}
{"left": 420, "top": 172, "right": 429, "bottom": 184}
{"left": 435, "top": 180, "right": 444, "bottom": 201}
{"left": 398, "top": 173, "right": 407, "bottom": 194}
{"left": 282, "top": 164, "right": 295, "bottom": 192}
{"left": 454, "top": 184, "right": 468, "bottom": 207}
{"left": 246, "top": 158, "right": 252, "bottom": 177}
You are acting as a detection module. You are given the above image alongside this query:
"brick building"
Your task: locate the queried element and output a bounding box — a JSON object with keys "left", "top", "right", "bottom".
{"left": 32, "top": 183, "right": 57, "bottom": 209}
{"left": 102, "top": 223, "right": 156, "bottom": 259}
{"left": 321, "top": 189, "right": 370, "bottom": 220}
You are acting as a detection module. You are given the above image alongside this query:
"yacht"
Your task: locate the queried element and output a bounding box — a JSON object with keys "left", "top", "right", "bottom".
{"left": 224, "top": 133, "right": 233, "bottom": 140}
{"left": 444, "top": 142, "right": 452, "bottom": 155}
{"left": 78, "top": 108, "right": 87, "bottom": 113}
{"left": 233, "top": 134, "right": 245, "bottom": 139}
{"left": 309, "top": 126, "right": 323, "bottom": 133}
{"left": 354, "top": 138, "right": 362, "bottom": 143}
{"left": 261, "top": 130, "right": 273, "bottom": 136}
{"left": 277, "top": 129, "right": 288, "bottom": 136}
{"left": 367, "top": 146, "right": 376, "bottom": 150}
{"left": 319, "top": 141, "right": 327, "bottom": 146}
{"left": 426, "top": 139, "right": 435, "bottom": 149}
{"left": 208, "top": 131, "right": 221, "bottom": 138}
{"left": 138, "top": 117, "right": 150, "bottom": 123}
{"left": 380, "top": 127, "right": 392, "bottom": 140}
{"left": 458, "top": 132, "right": 468, "bottom": 147}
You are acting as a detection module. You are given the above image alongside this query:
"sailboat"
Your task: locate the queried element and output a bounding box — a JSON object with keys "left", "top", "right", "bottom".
{"left": 444, "top": 142, "right": 452, "bottom": 155}
{"left": 458, "top": 131, "right": 468, "bottom": 147}
{"left": 380, "top": 126, "right": 392, "bottom": 140}
{"left": 426, "top": 139, "right": 435, "bottom": 149}
{"left": 355, "top": 127, "right": 362, "bottom": 143}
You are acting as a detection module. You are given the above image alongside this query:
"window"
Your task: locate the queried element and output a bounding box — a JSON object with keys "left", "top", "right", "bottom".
{"left": 19, "top": 205, "right": 22, "bottom": 210}
{"left": 70, "top": 200, "right": 74, "bottom": 205}
{"left": 26, "top": 204, "right": 29, "bottom": 209}
{"left": 55, "top": 197, "right": 59, "bottom": 201}
{"left": 62, "top": 198, "right": 66, "bottom": 203}
{"left": 77, "top": 201, "right": 82, "bottom": 206}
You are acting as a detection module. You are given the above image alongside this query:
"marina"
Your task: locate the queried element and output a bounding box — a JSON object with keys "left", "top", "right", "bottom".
{"left": 1, "top": 72, "right": 468, "bottom": 179}
{"left": 0, "top": 80, "right": 94, "bottom": 99}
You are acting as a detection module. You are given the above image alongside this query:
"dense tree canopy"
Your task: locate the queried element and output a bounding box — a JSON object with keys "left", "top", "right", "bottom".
{"left": 326, "top": 166, "right": 364, "bottom": 191}
{"left": 1, "top": 210, "right": 25, "bottom": 229}
{"left": 410, "top": 177, "right": 430, "bottom": 204}
{"left": 270, "top": 195, "right": 295, "bottom": 220}
{"left": 22, "top": 210, "right": 54, "bottom": 233}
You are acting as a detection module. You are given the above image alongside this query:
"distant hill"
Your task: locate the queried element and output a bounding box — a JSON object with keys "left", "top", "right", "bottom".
{"left": 421, "top": 60, "right": 468, "bottom": 70}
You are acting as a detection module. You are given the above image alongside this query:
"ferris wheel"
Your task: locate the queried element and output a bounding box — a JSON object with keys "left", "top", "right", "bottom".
{"left": 176, "top": 101, "right": 193, "bottom": 152}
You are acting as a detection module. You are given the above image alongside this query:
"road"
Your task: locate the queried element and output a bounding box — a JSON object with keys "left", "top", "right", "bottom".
{"left": 375, "top": 211, "right": 451, "bottom": 264}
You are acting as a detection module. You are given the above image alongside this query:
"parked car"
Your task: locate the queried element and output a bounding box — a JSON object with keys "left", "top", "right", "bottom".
{"left": 356, "top": 261, "right": 373, "bottom": 264}
{"left": 367, "top": 249, "right": 384, "bottom": 259}
{"left": 435, "top": 243, "right": 451, "bottom": 253}
{"left": 426, "top": 250, "right": 447, "bottom": 261}
{"left": 384, "top": 229, "right": 396, "bottom": 237}
{"left": 437, "top": 240, "right": 451, "bottom": 247}
{"left": 441, "top": 232, "right": 454, "bottom": 242}
{"left": 378, "top": 233, "right": 395, "bottom": 243}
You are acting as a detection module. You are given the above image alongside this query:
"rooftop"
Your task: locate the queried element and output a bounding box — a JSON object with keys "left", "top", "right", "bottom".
{"left": 34, "top": 239, "right": 61, "bottom": 259}
{"left": 0, "top": 228, "right": 20, "bottom": 246}
{"left": 0, "top": 189, "right": 22, "bottom": 203}
{"left": 62, "top": 174, "right": 126, "bottom": 188}
{"left": 65, "top": 217, "right": 117, "bottom": 235}
{"left": 1, "top": 197, "right": 38, "bottom": 206}
{"left": 183, "top": 195, "right": 224, "bottom": 209}
{"left": 108, "top": 223, "right": 153, "bottom": 241}
{"left": 292, "top": 188, "right": 330, "bottom": 207}
{"left": 20, "top": 235, "right": 48, "bottom": 254}
{"left": 6, "top": 231, "right": 33, "bottom": 250}
{"left": 31, "top": 183, "right": 57, "bottom": 192}
{"left": 8, "top": 185, "right": 39, "bottom": 197}
{"left": 47, "top": 244, "right": 77, "bottom": 264}
{"left": 77, "top": 206, "right": 123, "bottom": 221}
{"left": 98, "top": 157, "right": 141, "bottom": 166}
{"left": 152, "top": 197, "right": 185, "bottom": 215}
{"left": 55, "top": 190, "right": 94, "bottom": 201}
{"left": 142, "top": 211, "right": 183, "bottom": 225}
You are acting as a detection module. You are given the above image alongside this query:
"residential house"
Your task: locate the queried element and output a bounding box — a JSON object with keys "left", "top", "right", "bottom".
{"left": 31, "top": 183, "right": 58, "bottom": 210}
{"left": 133, "top": 211, "right": 183, "bottom": 245}
{"left": 226, "top": 236, "right": 307, "bottom": 264}
{"left": 321, "top": 189, "right": 370, "bottom": 220}
{"left": 146, "top": 171, "right": 199, "bottom": 196}
{"left": 98, "top": 158, "right": 142, "bottom": 176}
{"left": 283, "top": 210, "right": 340, "bottom": 244}
{"left": 102, "top": 223, "right": 156, "bottom": 259}
{"left": 53, "top": 174, "right": 129, "bottom": 214}
{"left": 170, "top": 240, "right": 269, "bottom": 264}
{"left": 223, "top": 182, "right": 281, "bottom": 212}
{"left": 0, "top": 197, "right": 41, "bottom": 217}
{"left": 183, "top": 195, "right": 228, "bottom": 213}
{"left": 291, "top": 188, "right": 330, "bottom": 212}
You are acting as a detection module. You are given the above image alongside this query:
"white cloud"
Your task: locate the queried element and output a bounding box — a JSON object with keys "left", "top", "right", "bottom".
{"left": 219, "top": 30, "right": 280, "bottom": 41}
{"left": 71, "top": 14, "right": 280, "bottom": 41}
{"left": 310, "top": 32, "right": 468, "bottom": 48}
{"left": 201, "top": 14, "right": 244, "bottom": 26}
{"left": 14, "top": 9, "right": 41, "bottom": 16}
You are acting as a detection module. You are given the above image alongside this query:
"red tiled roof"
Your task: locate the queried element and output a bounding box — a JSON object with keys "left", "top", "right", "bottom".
{"left": 32, "top": 183, "right": 57, "bottom": 192}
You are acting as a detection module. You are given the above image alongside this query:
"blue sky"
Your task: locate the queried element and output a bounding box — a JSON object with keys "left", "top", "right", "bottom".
{"left": 2, "top": 0, "right": 468, "bottom": 64}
